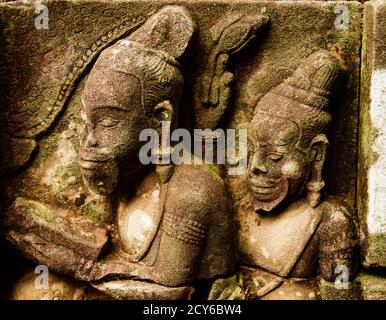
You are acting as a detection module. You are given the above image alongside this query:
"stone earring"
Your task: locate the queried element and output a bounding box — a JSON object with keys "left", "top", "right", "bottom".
{"left": 154, "top": 113, "right": 174, "bottom": 184}
{"left": 155, "top": 146, "right": 174, "bottom": 184}
{"left": 306, "top": 166, "right": 325, "bottom": 208}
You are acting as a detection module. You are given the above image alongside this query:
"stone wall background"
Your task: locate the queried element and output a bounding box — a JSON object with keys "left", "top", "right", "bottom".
{"left": 0, "top": 0, "right": 385, "bottom": 299}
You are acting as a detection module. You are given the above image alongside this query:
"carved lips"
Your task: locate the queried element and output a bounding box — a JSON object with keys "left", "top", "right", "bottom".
{"left": 248, "top": 175, "right": 290, "bottom": 212}
{"left": 248, "top": 176, "right": 281, "bottom": 197}
{"left": 79, "top": 159, "right": 107, "bottom": 170}
{"left": 78, "top": 152, "right": 110, "bottom": 170}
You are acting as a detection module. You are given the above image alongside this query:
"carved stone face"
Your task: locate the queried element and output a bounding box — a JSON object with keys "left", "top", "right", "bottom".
{"left": 79, "top": 67, "right": 149, "bottom": 195}
{"left": 247, "top": 113, "right": 310, "bottom": 212}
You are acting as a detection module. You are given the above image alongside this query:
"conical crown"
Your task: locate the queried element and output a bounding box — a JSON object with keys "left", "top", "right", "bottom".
{"left": 260, "top": 50, "right": 345, "bottom": 116}
{"left": 274, "top": 50, "right": 345, "bottom": 111}
{"left": 254, "top": 50, "right": 346, "bottom": 147}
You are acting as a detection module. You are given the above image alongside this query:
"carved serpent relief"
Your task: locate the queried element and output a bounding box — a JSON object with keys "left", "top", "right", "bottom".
{"left": 0, "top": 1, "right": 365, "bottom": 300}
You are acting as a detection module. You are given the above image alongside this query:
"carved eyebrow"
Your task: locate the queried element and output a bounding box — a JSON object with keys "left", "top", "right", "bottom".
{"left": 86, "top": 105, "right": 131, "bottom": 113}
{"left": 248, "top": 139, "right": 267, "bottom": 147}
{"left": 274, "top": 139, "right": 290, "bottom": 146}
{"left": 98, "top": 106, "right": 132, "bottom": 113}
{"left": 272, "top": 146, "right": 287, "bottom": 154}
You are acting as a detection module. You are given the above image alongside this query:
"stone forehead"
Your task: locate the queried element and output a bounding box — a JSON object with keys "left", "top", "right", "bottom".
{"left": 249, "top": 112, "right": 300, "bottom": 146}
{"left": 83, "top": 66, "right": 142, "bottom": 111}
{"left": 255, "top": 92, "right": 318, "bottom": 121}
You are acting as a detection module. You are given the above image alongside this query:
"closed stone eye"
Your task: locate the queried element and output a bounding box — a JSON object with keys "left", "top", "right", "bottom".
{"left": 268, "top": 153, "right": 283, "bottom": 161}
{"left": 100, "top": 118, "right": 119, "bottom": 127}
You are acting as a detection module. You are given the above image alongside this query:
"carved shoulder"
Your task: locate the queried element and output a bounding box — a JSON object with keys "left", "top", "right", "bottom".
{"left": 317, "top": 195, "right": 359, "bottom": 282}
{"left": 165, "top": 164, "right": 229, "bottom": 226}
{"left": 153, "top": 164, "right": 231, "bottom": 286}
{"left": 318, "top": 195, "right": 358, "bottom": 252}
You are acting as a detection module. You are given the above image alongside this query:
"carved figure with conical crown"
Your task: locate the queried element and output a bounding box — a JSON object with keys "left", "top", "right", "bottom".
{"left": 210, "top": 50, "right": 359, "bottom": 300}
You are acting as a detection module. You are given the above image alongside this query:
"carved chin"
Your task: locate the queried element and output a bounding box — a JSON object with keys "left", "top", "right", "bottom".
{"left": 250, "top": 179, "right": 289, "bottom": 213}
{"left": 80, "top": 162, "right": 118, "bottom": 195}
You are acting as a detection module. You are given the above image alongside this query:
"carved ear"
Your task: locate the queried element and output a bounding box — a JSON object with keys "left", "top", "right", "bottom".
{"left": 151, "top": 100, "right": 174, "bottom": 155}
{"left": 151, "top": 100, "right": 174, "bottom": 130}
{"left": 151, "top": 100, "right": 175, "bottom": 184}
{"left": 309, "top": 134, "right": 328, "bottom": 162}
{"left": 306, "top": 134, "right": 329, "bottom": 208}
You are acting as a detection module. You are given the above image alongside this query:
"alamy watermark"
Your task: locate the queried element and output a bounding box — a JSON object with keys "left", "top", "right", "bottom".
{"left": 334, "top": 265, "right": 350, "bottom": 290}
{"left": 21, "top": 0, "right": 49, "bottom": 29}
{"left": 334, "top": 5, "right": 349, "bottom": 30}
{"left": 34, "top": 264, "right": 49, "bottom": 289}
{"left": 139, "top": 121, "right": 248, "bottom": 175}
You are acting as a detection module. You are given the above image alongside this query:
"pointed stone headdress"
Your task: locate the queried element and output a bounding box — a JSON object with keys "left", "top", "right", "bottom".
{"left": 254, "top": 50, "right": 346, "bottom": 147}
{"left": 89, "top": 6, "right": 195, "bottom": 116}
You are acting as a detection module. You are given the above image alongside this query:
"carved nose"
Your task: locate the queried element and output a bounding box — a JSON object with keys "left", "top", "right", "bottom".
{"left": 85, "top": 130, "right": 97, "bottom": 147}
{"left": 250, "top": 153, "right": 267, "bottom": 173}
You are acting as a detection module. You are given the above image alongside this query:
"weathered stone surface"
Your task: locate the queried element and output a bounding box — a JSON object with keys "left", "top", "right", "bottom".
{"left": 356, "top": 271, "right": 386, "bottom": 300}
{"left": 9, "top": 270, "right": 111, "bottom": 300}
{"left": 0, "top": 0, "right": 384, "bottom": 301}
{"left": 9, "top": 271, "right": 87, "bottom": 300}
{"left": 0, "top": 3, "right": 234, "bottom": 300}
{"left": 213, "top": 48, "right": 360, "bottom": 300}
{"left": 357, "top": 0, "right": 386, "bottom": 268}
{"left": 92, "top": 279, "right": 194, "bottom": 300}
{"left": 319, "top": 278, "right": 361, "bottom": 300}
{"left": 0, "top": 1, "right": 151, "bottom": 174}
{"left": 0, "top": 1, "right": 361, "bottom": 205}
{"left": 225, "top": 0, "right": 362, "bottom": 208}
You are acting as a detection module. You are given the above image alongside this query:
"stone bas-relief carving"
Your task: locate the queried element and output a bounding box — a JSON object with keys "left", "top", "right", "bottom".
{"left": 0, "top": 0, "right": 385, "bottom": 300}
{"left": 1, "top": 6, "right": 234, "bottom": 300}
{"left": 193, "top": 12, "right": 268, "bottom": 129}
{"left": 210, "top": 50, "right": 360, "bottom": 300}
